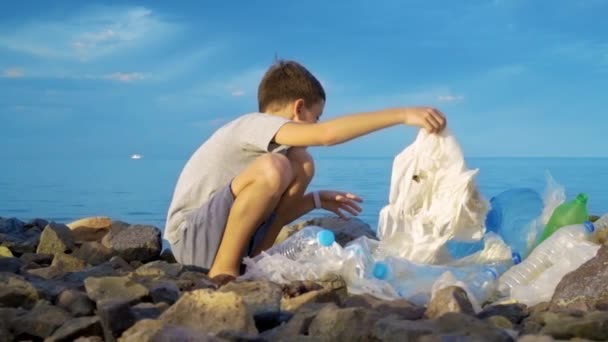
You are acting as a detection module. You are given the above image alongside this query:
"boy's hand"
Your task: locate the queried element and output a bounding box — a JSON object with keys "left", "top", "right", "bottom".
{"left": 402, "top": 107, "right": 447, "bottom": 133}
{"left": 319, "top": 190, "right": 363, "bottom": 219}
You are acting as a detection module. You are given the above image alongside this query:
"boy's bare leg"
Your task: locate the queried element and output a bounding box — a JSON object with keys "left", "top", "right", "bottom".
{"left": 208, "top": 153, "right": 294, "bottom": 279}
{"left": 251, "top": 147, "right": 315, "bottom": 255}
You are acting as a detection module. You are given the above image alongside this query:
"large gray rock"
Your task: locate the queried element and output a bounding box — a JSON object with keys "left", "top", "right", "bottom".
{"left": 66, "top": 216, "right": 112, "bottom": 243}
{"left": 0, "top": 272, "right": 39, "bottom": 308}
{"left": 102, "top": 224, "right": 162, "bottom": 263}
{"left": 478, "top": 303, "right": 529, "bottom": 324}
{"left": 550, "top": 245, "right": 608, "bottom": 311}
{"left": 131, "top": 302, "right": 167, "bottom": 321}
{"left": 46, "top": 316, "right": 103, "bottom": 342}
{"left": 277, "top": 215, "right": 377, "bottom": 247}
{"left": 1, "top": 217, "right": 41, "bottom": 254}
{"left": 20, "top": 252, "right": 53, "bottom": 265}
{"left": 372, "top": 316, "right": 438, "bottom": 341}
{"left": 37, "top": 222, "right": 75, "bottom": 255}
{"left": 159, "top": 289, "right": 258, "bottom": 335}
{"left": 341, "top": 293, "right": 425, "bottom": 320}
{"left": 307, "top": 305, "right": 381, "bottom": 341}
{"left": 11, "top": 300, "right": 72, "bottom": 339}
{"left": 220, "top": 280, "right": 282, "bottom": 317}
{"left": 119, "top": 319, "right": 223, "bottom": 342}
{"left": 0, "top": 256, "right": 23, "bottom": 273}
{"left": 84, "top": 276, "right": 149, "bottom": 304}
{"left": 63, "top": 256, "right": 134, "bottom": 283}
{"left": 135, "top": 260, "right": 183, "bottom": 279}
{"left": 433, "top": 313, "right": 514, "bottom": 341}
{"left": 425, "top": 286, "right": 475, "bottom": 319}
{"left": 148, "top": 281, "right": 180, "bottom": 305}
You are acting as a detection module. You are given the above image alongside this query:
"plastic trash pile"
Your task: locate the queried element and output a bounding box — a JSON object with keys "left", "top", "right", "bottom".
{"left": 241, "top": 130, "right": 608, "bottom": 309}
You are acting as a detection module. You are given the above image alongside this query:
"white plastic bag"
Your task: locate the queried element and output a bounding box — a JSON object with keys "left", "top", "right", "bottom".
{"left": 377, "top": 129, "right": 489, "bottom": 263}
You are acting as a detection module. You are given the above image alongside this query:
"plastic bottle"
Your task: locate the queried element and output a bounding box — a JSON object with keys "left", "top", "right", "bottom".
{"left": 462, "top": 267, "right": 500, "bottom": 304}
{"left": 539, "top": 193, "right": 589, "bottom": 243}
{"left": 252, "top": 226, "right": 336, "bottom": 262}
{"left": 498, "top": 213, "right": 608, "bottom": 296}
{"left": 485, "top": 188, "right": 544, "bottom": 262}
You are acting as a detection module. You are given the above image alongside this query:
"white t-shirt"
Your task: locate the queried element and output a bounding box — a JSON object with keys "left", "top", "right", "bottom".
{"left": 164, "top": 113, "right": 292, "bottom": 244}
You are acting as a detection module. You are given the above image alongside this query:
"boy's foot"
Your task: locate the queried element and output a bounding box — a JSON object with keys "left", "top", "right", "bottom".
{"left": 210, "top": 274, "right": 236, "bottom": 287}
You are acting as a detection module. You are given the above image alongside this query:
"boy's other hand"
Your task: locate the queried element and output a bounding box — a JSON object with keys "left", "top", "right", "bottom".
{"left": 319, "top": 190, "right": 363, "bottom": 219}
{"left": 402, "top": 107, "right": 447, "bottom": 133}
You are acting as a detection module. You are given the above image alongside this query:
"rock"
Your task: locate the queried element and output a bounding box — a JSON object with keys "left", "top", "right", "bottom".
{"left": 434, "top": 313, "right": 514, "bottom": 341}
{"left": 101, "top": 220, "right": 130, "bottom": 246}
{"left": 74, "top": 337, "right": 104, "bottom": 342}
{"left": 341, "top": 293, "right": 425, "bottom": 320}
{"left": 269, "top": 303, "right": 330, "bottom": 338}
{"left": 131, "top": 302, "right": 166, "bottom": 321}
{"left": 159, "top": 248, "right": 177, "bottom": 264}
{"left": 84, "top": 276, "right": 149, "bottom": 304}
{"left": 281, "top": 287, "right": 342, "bottom": 313}
{"left": 26, "top": 276, "right": 74, "bottom": 302}
{"left": 135, "top": 260, "right": 183, "bottom": 278}
{"left": 11, "top": 300, "right": 72, "bottom": 339}
{"left": 73, "top": 242, "right": 115, "bottom": 266}
{"left": 149, "top": 281, "right": 180, "bottom": 305}
{"left": 0, "top": 273, "right": 39, "bottom": 308}
{"left": 485, "top": 315, "right": 514, "bottom": 330}
{"left": 46, "top": 316, "right": 104, "bottom": 342}
{"left": 0, "top": 217, "right": 41, "bottom": 254}
{"left": 0, "top": 245, "right": 13, "bottom": 257}
{"left": 20, "top": 252, "right": 54, "bottom": 265}
{"left": 25, "top": 218, "right": 49, "bottom": 230}
{"left": 425, "top": 286, "right": 475, "bottom": 319}
{"left": 63, "top": 257, "right": 133, "bottom": 283}
{"left": 517, "top": 335, "right": 555, "bottom": 342}
{"left": 0, "top": 307, "right": 27, "bottom": 342}
{"left": 37, "top": 222, "right": 75, "bottom": 256}
{"left": 307, "top": 305, "right": 381, "bottom": 340}
{"left": 97, "top": 299, "right": 137, "bottom": 341}
{"left": 27, "top": 265, "right": 65, "bottom": 279}
{"left": 159, "top": 289, "right": 258, "bottom": 335}
{"left": 478, "top": 303, "right": 529, "bottom": 324}
{"left": 51, "top": 253, "right": 88, "bottom": 272}
{"left": 550, "top": 245, "right": 608, "bottom": 311}
{"left": 102, "top": 224, "right": 162, "bottom": 263}
{"left": 277, "top": 216, "right": 377, "bottom": 247}
{"left": 119, "top": 319, "right": 222, "bottom": 342}
{"left": 220, "top": 281, "right": 282, "bottom": 317}
{"left": 57, "top": 289, "right": 96, "bottom": 317}
{"left": 541, "top": 310, "right": 608, "bottom": 341}
{"left": 67, "top": 216, "right": 112, "bottom": 243}
{"left": 0, "top": 256, "right": 23, "bottom": 273}
{"left": 372, "top": 316, "right": 438, "bottom": 341}
{"left": 176, "top": 271, "right": 216, "bottom": 292}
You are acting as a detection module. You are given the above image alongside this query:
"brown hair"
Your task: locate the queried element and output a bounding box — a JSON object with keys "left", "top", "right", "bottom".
{"left": 257, "top": 60, "right": 326, "bottom": 112}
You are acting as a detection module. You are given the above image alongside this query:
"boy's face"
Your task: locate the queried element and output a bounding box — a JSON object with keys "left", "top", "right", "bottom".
{"left": 295, "top": 100, "right": 325, "bottom": 124}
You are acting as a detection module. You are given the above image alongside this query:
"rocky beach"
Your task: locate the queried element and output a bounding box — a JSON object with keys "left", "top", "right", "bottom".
{"left": 1, "top": 215, "right": 607, "bottom": 341}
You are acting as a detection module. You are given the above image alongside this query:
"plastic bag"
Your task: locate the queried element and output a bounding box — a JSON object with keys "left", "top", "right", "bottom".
{"left": 377, "top": 129, "right": 489, "bottom": 263}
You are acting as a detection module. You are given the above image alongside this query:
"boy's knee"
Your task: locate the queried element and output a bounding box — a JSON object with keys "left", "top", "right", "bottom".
{"left": 288, "top": 148, "right": 315, "bottom": 179}
{"left": 260, "top": 153, "right": 293, "bottom": 192}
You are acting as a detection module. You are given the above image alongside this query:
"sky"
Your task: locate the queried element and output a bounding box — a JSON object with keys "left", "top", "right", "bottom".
{"left": 1, "top": 0, "right": 607, "bottom": 159}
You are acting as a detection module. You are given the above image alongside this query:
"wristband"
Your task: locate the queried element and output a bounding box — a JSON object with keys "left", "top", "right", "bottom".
{"left": 312, "top": 191, "right": 322, "bottom": 209}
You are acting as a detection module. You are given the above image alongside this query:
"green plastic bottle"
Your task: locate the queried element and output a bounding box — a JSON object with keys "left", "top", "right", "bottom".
{"left": 539, "top": 193, "right": 589, "bottom": 243}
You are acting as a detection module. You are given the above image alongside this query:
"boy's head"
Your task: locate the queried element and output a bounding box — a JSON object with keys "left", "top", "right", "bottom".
{"left": 258, "top": 60, "right": 325, "bottom": 123}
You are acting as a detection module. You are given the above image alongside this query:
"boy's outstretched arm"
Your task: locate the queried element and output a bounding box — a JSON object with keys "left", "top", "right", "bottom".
{"left": 274, "top": 107, "right": 446, "bottom": 147}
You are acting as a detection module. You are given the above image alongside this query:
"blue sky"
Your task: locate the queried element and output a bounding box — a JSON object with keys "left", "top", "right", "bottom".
{"left": 1, "top": 0, "right": 607, "bottom": 159}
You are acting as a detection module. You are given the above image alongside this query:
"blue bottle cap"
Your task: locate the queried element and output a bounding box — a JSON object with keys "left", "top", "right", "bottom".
{"left": 373, "top": 262, "right": 389, "bottom": 280}
{"left": 512, "top": 252, "right": 522, "bottom": 265}
{"left": 317, "top": 229, "right": 335, "bottom": 247}
{"left": 583, "top": 221, "right": 595, "bottom": 233}
{"left": 484, "top": 268, "right": 498, "bottom": 280}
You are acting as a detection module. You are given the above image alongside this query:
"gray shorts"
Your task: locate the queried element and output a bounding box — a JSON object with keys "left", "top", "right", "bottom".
{"left": 171, "top": 183, "right": 276, "bottom": 270}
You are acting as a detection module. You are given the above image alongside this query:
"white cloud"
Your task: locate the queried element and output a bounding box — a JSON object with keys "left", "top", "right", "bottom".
{"left": 0, "top": 6, "right": 175, "bottom": 61}
{"left": 2, "top": 68, "right": 25, "bottom": 78}
{"left": 231, "top": 90, "right": 245, "bottom": 97}
{"left": 437, "top": 94, "right": 464, "bottom": 102}
{"left": 103, "top": 72, "right": 146, "bottom": 82}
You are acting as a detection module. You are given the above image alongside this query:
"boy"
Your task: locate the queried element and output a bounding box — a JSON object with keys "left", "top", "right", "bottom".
{"left": 165, "top": 60, "right": 446, "bottom": 283}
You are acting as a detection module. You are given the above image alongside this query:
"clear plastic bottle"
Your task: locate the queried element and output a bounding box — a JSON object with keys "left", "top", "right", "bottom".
{"left": 465, "top": 267, "right": 500, "bottom": 304}
{"left": 252, "top": 225, "right": 336, "bottom": 262}
{"left": 498, "top": 213, "right": 608, "bottom": 295}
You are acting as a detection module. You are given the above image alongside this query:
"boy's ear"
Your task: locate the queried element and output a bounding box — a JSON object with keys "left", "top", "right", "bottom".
{"left": 293, "top": 99, "right": 306, "bottom": 121}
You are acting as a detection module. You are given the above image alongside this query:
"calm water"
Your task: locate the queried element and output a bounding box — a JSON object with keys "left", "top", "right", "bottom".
{"left": 2, "top": 157, "right": 607, "bottom": 242}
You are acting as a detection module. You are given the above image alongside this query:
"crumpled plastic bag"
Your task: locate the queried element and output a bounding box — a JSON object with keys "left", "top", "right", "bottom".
{"left": 377, "top": 129, "right": 489, "bottom": 263}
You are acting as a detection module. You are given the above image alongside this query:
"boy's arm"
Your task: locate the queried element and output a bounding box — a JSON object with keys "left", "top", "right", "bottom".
{"left": 274, "top": 107, "right": 446, "bottom": 147}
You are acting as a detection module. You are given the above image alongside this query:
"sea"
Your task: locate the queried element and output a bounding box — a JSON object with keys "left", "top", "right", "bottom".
{"left": 2, "top": 157, "right": 607, "bottom": 244}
